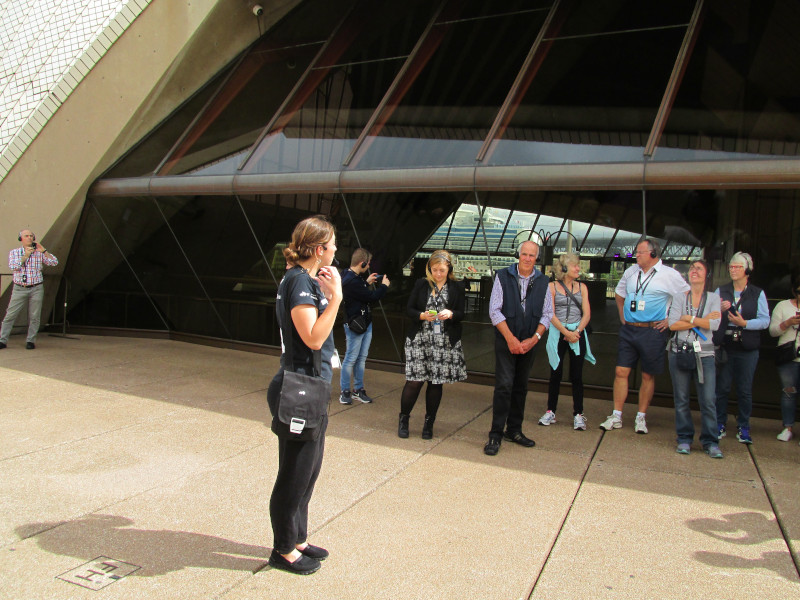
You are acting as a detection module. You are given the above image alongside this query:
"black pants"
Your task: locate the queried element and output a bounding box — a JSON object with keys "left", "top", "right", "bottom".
{"left": 267, "top": 371, "right": 327, "bottom": 554}
{"left": 547, "top": 334, "right": 586, "bottom": 415}
{"left": 490, "top": 336, "right": 537, "bottom": 437}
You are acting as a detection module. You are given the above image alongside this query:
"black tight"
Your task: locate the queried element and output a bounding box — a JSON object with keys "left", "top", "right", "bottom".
{"left": 400, "top": 380, "right": 443, "bottom": 417}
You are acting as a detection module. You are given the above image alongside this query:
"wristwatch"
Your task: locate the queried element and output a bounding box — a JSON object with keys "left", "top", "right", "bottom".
{"left": 534, "top": 332, "right": 541, "bottom": 340}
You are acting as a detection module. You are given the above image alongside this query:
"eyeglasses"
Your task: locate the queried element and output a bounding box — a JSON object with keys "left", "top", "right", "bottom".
{"left": 688, "top": 266, "right": 704, "bottom": 272}
{"left": 728, "top": 264, "right": 745, "bottom": 270}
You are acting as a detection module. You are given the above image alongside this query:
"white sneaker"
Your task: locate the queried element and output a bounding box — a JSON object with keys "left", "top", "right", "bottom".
{"left": 634, "top": 414, "right": 648, "bottom": 434}
{"left": 599, "top": 414, "right": 622, "bottom": 430}
{"left": 539, "top": 410, "right": 557, "bottom": 426}
{"left": 573, "top": 414, "right": 587, "bottom": 430}
{"left": 777, "top": 428, "right": 793, "bottom": 442}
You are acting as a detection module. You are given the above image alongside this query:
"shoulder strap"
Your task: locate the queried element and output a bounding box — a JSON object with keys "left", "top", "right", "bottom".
{"left": 277, "top": 269, "right": 322, "bottom": 376}
{"left": 557, "top": 279, "right": 583, "bottom": 316}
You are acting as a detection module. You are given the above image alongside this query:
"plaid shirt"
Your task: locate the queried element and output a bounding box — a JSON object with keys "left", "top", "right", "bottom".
{"left": 8, "top": 246, "right": 58, "bottom": 286}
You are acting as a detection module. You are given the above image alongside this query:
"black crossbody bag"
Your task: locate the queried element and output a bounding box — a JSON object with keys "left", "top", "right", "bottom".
{"left": 271, "top": 271, "right": 331, "bottom": 441}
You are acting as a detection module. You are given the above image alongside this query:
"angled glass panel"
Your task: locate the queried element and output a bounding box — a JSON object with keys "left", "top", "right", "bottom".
{"left": 487, "top": 0, "right": 696, "bottom": 166}
{"left": 654, "top": 0, "right": 800, "bottom": 160}
{"left": 160, "top": 1, "right": 346, "bottom": 176}
{"left": 351, "top": 0, "right": 551, "bottom": 170}
{"left": 242, "top": 0, "right": 434, "bottom": 174}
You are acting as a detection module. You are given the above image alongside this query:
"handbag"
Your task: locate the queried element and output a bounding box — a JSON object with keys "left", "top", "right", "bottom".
{"left": 557, "top": 280, "right": 592, "bottom": 335}
{"left": 347, "top": 309, "right": 369, "bottom": 335}
{"left": 271, "top": 271, "right": 331, "bottom": 441}
{"left": 775, "top": 328, "right": 799, "bottom": 366}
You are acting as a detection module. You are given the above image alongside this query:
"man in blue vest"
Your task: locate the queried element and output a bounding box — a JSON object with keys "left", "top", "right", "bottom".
{"left": 484, "top": 240, "right": 553, "bottom": 456}
{"left": 602, "top": 238, "right": 689, "bottom": 434}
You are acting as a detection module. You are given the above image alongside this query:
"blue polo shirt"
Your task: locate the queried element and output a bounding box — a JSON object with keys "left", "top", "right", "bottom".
{"left": 615, "top": 260, "right": 689, "bottom": 323}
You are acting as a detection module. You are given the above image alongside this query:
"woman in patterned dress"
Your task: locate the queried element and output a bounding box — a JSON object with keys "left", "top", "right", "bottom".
{"left": 398, "top": 250, "right": 467, "bottom": 439}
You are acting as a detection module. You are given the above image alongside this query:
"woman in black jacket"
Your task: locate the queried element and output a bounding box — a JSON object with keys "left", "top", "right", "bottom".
{"left": 399, "top": 250, "right": 466, "bottom": 439}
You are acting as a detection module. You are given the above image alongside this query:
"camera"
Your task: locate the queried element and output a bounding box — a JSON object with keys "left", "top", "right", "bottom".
{"left": 731, "top": 329, "right": 742, "bottom": 343}
{"left": 252, "top": 4, "right": 263, "bottom": 16}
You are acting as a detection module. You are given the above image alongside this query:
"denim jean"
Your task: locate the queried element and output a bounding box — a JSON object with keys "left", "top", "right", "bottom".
{"left": 340, "top": 322, "right": 373, "bottom": 392}
{"left": 491, "top": 335, "right": 538, "bottom": 437}
{"left": 777, "top": 360, "right": 800, "bottom": 427}
{"left": 715, "top": 347, "right": 759, "bottom": 428}
{"left": 669, "top": 353, "right": 717, "bottom": 448}
{"left": 0, "top": 284, "right": 44, "bottom": 344}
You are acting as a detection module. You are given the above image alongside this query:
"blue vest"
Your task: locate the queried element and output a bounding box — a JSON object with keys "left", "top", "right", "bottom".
{"left": 496, "top": 265, "right": 548, "bottom": 341}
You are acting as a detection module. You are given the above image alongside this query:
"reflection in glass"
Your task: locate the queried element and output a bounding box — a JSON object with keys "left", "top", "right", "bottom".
{"left": 352, "top": 0, "right": 549, "bottom": 169}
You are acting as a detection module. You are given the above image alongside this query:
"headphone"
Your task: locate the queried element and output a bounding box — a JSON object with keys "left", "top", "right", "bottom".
{"left": 514, "top": 240, "right": 539, "bottom": 260}
{"left": 640, "top": 238, "right": 660, "bottom": 259}
{"left": 730, "top": 252, "right": 753, "bottom": 276}
{"left": 427, "top": 250, "right": 454, "bottom": 276}
{"left": 18, "top": 231, "right": 35, "bottom": 242}
{"left": 360, "top": 261, "right": 368, "bottom": 269}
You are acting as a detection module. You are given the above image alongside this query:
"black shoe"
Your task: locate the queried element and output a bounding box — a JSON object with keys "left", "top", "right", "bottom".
{"left": 0, "top": 342, "right": 6, "bottom": 349}
{"left": 398, "top": 413, "right": 410, "bottom": 438}
{"left": 421, "top": 415, "right": 435, "bottom": 440}
{"left": 25, "top": 342, "right": 35, "bottom": 350}
{"left": 352, "top": 388, "right": 373, "bottom": 403}
{"left": 268, "top": 550, "right": 321, "bottom": 575}
{"left": 483, "top": 437, "right": 501, "bottom": 456}
{"left": 503, "top": 430, "right": 535, "bottom": 447}
{"left": 299, "top": 544, "right": 329, "bottom": 560}
{"left": 339, "top": 390, "right": 352, "bottom": 405}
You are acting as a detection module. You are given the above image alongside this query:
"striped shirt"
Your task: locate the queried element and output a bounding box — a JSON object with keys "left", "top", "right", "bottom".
{"left": 8, "top": 247, "right": 58, "bottom": 286}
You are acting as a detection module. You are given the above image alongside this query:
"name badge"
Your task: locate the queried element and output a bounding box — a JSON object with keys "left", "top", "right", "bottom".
{"left": 433, "top": 320, "right": 442, "bottom": 335}
{"left": 637, "top": 300, "right": 646, "bottom": 312}
{"left": 331, "top": 349, "right": 341, "bottom": 369}
{"left": 692, "top": 340, "right": 702, "bottom": 353}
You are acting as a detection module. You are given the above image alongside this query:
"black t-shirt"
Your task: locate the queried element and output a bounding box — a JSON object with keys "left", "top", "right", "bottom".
{"left": 278, "top": 267, "right": 334, "bottom": 382}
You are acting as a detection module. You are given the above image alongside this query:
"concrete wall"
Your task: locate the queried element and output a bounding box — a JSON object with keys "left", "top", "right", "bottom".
{"left": 0, "top": 0, "right": 300, "bottom": 324}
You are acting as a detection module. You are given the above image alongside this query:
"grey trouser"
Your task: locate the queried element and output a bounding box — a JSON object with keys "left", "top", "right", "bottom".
{"left": 0, "top": 284, "right": 44, "bottom": 344}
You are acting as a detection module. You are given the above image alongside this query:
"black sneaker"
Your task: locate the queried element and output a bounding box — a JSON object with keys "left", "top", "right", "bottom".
{"left": 0, "top": 342, "right": 6, "bottom": 349}
{"left": 483, "top": 437, "right": 501, "bottom": 456}
{"left": 25, "top": 342, "right": 35, "bottom": 350}
{"left": 352, "top": 388, "right": 373, "bottom": 403}
{"left": 339, "top": 390, "right": 352, "bottom": 405}
{"left": 268, "top": 550, "right": 321, "bottom": 575}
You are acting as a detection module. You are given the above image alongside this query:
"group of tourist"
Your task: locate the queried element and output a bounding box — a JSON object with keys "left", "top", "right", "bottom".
{"left": 263, "top": 215, "right": 797, "bottom": 575}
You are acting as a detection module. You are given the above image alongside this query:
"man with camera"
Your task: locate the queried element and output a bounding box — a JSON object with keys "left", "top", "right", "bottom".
{"left": 339, "top": 248, "right": 390, "bottom": 404}
{"left": 602, "top": 238, "right": 688, "bottom": 434}
{"left": 0, "top": 230, "right": 58, "bottom": 350}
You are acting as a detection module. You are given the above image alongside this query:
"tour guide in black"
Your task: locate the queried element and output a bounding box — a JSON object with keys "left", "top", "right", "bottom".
{"left": 484, "top": 241, "right": 553, "bottom": 456}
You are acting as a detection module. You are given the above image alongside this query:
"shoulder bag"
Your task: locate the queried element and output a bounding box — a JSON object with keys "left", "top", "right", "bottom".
{"left": 673, "top": 292, "right": 706, "bottom": 371}
{"left": 271, "top": 271, "right": 331, "bottom": 441}
{"left": 347, "top": 309, "right": 369, "bottom": 334}
{"left": 775, "top": 326, "right": 799, "bottom": 366}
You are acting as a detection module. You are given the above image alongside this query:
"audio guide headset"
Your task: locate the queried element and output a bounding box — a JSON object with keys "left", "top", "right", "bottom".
{"left": 730, "top": 251, "right": 753, "bottom": 276}
{"left": 18, "top": 230, "right": 35, "bottom": 242}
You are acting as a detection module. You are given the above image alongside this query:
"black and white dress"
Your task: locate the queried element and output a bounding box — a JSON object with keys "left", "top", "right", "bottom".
{"left": 404, "top": 285, "right": 467, "bottom": 384}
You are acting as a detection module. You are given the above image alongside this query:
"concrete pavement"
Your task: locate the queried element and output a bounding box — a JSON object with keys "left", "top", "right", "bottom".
{"left": 1, "top": 335, "right": 798, "bottom": 599}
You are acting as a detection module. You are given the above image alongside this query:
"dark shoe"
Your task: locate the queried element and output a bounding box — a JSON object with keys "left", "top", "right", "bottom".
{"left": 352, "top": 388, "right": 374, "bottom": 403}
{"left": 299, "top": 544, "right": 329, "bottom": 560}
{"left": 268, "top": 550, "right": 321, "bottom": 575}
{"left": 503, "top": 430, "right": 535, "bottom": 447}
{"left": 483, "top": 437, "right": 501, "bottom": 456}
{"left": 0, "top": 342, "right": 6, "bottom": 349}
{"left": 421, "top": 415, "right": 435, "bottom": 440}
{"left": 25, "top": 342, "right": 35, "bottom": 350}
{"left": 398, "top": 413, "right": 410, "bottom": 438}
{"left": 339, "top": 390, "right": 352, "bottom": 405}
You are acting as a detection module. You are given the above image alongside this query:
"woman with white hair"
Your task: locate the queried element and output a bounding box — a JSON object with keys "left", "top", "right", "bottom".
{"left": 540, "top": 253, "right": 595, "bottom": 430}
{"left": 712, "top": 252, "right": 770, "bottom": 444}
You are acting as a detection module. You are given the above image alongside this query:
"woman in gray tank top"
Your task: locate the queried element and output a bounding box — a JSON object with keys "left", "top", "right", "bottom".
{"left": 540, "top": 253, "right": 595, "bottom": 430}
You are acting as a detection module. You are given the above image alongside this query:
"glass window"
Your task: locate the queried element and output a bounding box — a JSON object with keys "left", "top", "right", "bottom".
{"left": 351, "top": 0, "right": 550, "bottom": 169}
{"left": 654, "top": 0, "right": 800, "bottom": 160}
{"left": 242, "top": 0, "right": 434, "bottom": 174}
{"left": 487, "top": 0, "right": 695, "bottom": 166}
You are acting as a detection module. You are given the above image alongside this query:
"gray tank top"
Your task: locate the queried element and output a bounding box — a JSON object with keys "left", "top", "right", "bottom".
{"left": 554, "top": 284, "right": 583, "bottom": 325}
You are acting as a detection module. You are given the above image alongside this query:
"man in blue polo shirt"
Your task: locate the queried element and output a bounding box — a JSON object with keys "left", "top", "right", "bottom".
{"left": 601, "top": 238, "right": 689, "bottom": 434}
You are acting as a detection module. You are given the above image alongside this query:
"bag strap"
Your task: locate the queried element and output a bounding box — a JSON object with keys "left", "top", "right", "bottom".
{"left": 278, "top": 268, "right": 322, "bottom": 376}
{"left": 557, "top": 279, "right": 583, "bottom": 316}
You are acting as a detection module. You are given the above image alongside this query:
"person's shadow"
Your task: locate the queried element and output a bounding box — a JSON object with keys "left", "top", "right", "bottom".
{"left": 16, "top": 514, "right": 271, "bottom": 576}
{"left": 686, "top": 511, "right": 797, "bottom": 581}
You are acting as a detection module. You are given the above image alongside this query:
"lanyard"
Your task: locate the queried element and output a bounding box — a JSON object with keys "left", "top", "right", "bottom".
{"left": 635, "top": 268, "right": 656, "bottom": 298}
{"left": 684, "top": 292, "right": 707, "bottom": 341}
{"left": 732, "top": 286, "right": 747, "bottom": 313}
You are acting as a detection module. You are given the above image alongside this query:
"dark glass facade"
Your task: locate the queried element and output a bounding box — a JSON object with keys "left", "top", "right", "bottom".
{"left": 65, "top": 0, "right": 800, "bottom": 415}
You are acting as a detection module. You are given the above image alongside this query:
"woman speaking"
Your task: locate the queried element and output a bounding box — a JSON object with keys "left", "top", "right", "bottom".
{"left": 266, "top": 216, "right": 341, "bottom": 575}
